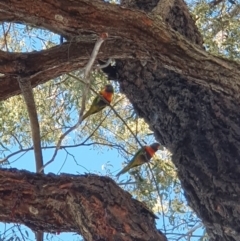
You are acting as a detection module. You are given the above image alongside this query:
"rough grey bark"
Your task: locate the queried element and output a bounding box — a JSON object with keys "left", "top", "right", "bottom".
{"left": 114, "top": 61, "right": 240, "bottom": 241}
{"left": 110, "top": 1, "right": 240, "bottom": 241}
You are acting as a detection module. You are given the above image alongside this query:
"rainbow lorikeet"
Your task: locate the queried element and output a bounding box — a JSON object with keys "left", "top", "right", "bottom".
{"left": 116, "top": 143, "right": 161, "bottom": 177}
{"left": 82, "top": 84, "right": 114, "bottom": 121}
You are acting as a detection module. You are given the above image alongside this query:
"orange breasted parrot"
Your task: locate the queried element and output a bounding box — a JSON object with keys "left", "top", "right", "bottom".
{"left": 116, "top": 142, "right": 161, "bottom": 177}
{"left": 82, "top": 84, "right": 114, "bottom": 121}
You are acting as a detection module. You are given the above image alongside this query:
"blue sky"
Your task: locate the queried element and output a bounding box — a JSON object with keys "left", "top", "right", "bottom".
{"left": 0, "top": 144, "right": 125, "bottom": 241}
{"left": 0, "top": 114, "right": 205, "bottom": 241}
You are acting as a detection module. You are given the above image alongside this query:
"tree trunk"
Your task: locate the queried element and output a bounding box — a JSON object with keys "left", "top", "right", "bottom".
{"left": 0, "top": 0, "right": 240, "bottom": 240}
{"left": 0, "top": 169, "right": 166, "bottom": 241}
{"left": 115, "top": 61, "right": 240, "bottom": 241}
{"left": 110, "top": 2, "right": 240, "bottom": 241}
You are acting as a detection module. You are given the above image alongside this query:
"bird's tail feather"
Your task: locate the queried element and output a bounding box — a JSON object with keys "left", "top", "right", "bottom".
{"left": 81, "top": 110, "right": 91, "bottom": 121}
{"left": 116, "top": 170, "right": 123, "bottom": 178}
{"left": 116, "top": 166, "right": 128, "bottom": 178}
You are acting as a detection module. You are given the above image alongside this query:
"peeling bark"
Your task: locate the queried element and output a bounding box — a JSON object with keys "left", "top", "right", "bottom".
{"left": 0, "top": 169, "right": 166, "bottom": 241}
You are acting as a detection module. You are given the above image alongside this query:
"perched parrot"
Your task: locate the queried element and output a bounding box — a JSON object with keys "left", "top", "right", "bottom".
{"left": 116, "top": 142, "right": 161, "bottom": 177}
{"left": 82, "top": 84, "right": 114, "bottom": 121}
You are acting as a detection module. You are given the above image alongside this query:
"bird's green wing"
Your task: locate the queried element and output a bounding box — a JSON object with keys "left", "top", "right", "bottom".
{"left": 82, "top": 96, "right": 108, "bottom": 121}
{"left": 116, "top": 148, "right": 147, "bottom": 177}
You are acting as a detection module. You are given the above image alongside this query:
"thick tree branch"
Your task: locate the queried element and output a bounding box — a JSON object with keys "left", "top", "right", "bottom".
{"left": 0, "top": 40, "right": 144, "bottom": 101}
{"left": 0, "top": 0, "right": 239, "bottom": 102}
{"left": 0, "top": 168, "right": 166, "bottom": 241}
